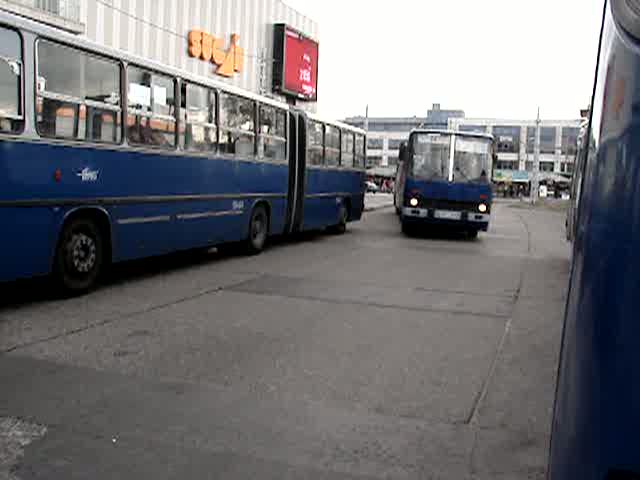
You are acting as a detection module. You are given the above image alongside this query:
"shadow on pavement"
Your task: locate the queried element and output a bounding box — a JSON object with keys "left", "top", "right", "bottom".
{"left": 0, "top": 230, "right": 333, "bottom": 311}
{"left": 403, "top": 227, "right": 482, "bottom": 242}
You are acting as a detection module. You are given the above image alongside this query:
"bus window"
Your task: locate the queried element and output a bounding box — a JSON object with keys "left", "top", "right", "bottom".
{"left": 325, "top": 125, "right": 340, "bottom": 167}
{"left": 37, "top": 40, "right": 121, "bottom": 143}
{"left": 308, "top": 120, "right": 324, "bottom": 166}
{"left": 0, "top": 27, "right": 23, "bottom": 134}
{"left": 127, "top": 66, "right": 175, "bottom": 148}
{"left": 341, "top": 131, "right": 354, "bottom": 168}
{"left": 219, "top": 92, "right": 255, "bottom": 157}
{"left": 181, "top": 82, "right": 216, "bottom": 152}
{"left": 258, "top": 105, "right": 286, "bottom": 162}
{"left": 355, "top": 133, "right": 365, "bottom": 168}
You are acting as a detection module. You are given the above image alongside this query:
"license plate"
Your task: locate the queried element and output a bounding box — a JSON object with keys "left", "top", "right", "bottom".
{"left": 434, "top": 210, "right": 461, "bottom": 220}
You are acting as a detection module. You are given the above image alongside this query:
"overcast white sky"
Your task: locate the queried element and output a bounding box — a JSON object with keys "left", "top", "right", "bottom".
{"left": 284, "top": 0, "right": 603, "bottom": 121}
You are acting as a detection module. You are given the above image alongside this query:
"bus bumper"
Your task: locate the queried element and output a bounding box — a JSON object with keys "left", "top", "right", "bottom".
{"left": 401, "top": 207, "right": 490, "bottom": 231}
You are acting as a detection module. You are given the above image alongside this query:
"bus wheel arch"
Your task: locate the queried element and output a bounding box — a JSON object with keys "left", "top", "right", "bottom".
{"left": 53, "top": 208, "right": 112, "bottom": 294}
{"left": 343, "top": 197, "right": 352, "bottom": 221}
{"left": 245, "top": 201, "right": 270, "bottom": 255}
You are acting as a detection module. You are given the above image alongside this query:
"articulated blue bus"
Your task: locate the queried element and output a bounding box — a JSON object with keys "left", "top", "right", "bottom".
{"left": 0, "top": 11, "right": 366, "bottom": 293}
{"left": 548, "top": 1, "right": 640, "bottom": 478}
{"left": 394, "top": 129, "right": 495, "bottom": 238}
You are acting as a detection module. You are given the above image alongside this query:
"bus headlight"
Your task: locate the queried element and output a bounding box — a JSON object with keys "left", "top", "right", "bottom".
{"left": 478, "top": 203, "right": 488, "bottom": 213}
{"left": 409, "top": 198, "right": 419, "bottom": 207}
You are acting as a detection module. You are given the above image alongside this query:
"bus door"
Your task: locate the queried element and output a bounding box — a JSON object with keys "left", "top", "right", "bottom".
{"left": 394, "top": 142, "right": 408, "bottom": 213}
{"left": 285, "top": 111, "right": 306, "bottom": 233}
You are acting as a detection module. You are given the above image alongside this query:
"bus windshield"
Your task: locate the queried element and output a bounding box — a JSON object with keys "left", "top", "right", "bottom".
{"left": 411, "top": 133, "right": 450, "bottom": 180}
{"left": 453, "top": 137, "right": 492, "bottom": 183}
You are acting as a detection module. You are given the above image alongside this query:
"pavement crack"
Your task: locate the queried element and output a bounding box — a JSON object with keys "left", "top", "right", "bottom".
{"left": 1, "top": 278, "right": 254, "bottom": 355}
{"left": 227, "top": 289, "right": 510, "bottom": 320}
{"left": 464, "top": 212, "right": 530, "bottom": 426}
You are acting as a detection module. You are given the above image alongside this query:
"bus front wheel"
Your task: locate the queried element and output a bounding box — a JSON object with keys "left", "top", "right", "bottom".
{"left": 54, "top": 217, "right": 105, "bottom": 294}
{"left": 245, "top": 205, "right": 269, "bottom": 255}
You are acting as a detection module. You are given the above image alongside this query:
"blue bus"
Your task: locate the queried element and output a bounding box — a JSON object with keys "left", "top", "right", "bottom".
{"left": 394, "top": 129, "right": 495, "bottom": 238}
{"left": 548, "top": 1, "right": 640, "bottom": 478}
{"left": 0, "top": 10, "right": 366, "bottom": 293}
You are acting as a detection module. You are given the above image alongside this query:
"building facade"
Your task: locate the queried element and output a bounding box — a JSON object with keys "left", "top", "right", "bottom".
{"left": 448, "top": 117, "right": 582, "bottom": 183}
{"left": 344, "top": 104, "right": 464, "bottom": 171}
{"left": 0, "top": 0, "right": 319, "bottom": 109}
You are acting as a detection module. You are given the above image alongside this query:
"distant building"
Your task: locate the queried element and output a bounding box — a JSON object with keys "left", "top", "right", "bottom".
{"left": 344, "top": 104, "right": 465, "bottom": 170}
{"left": 448, "top": 117, "right": 582, "bottom": 184}
{"left": 0, "top": 0, "right": 83, "bottom": 32}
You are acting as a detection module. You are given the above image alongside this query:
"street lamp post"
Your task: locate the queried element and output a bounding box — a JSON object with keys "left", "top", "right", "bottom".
{"left": 531, "top": 108, "right": 541, "bottom": 204}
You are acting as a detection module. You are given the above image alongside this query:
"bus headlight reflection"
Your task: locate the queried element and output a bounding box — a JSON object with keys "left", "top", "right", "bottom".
{"left": 410, "top": 198, "right": 419, "bottom": 207}
{"left": 478, "top": 203, "right": 488, "bottom": 213}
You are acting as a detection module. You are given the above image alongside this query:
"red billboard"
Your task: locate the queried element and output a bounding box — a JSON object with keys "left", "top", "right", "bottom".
{"left": 273, "top": 24, "right": 319, "bottom": 101}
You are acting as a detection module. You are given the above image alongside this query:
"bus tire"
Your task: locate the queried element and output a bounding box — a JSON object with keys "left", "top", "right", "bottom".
{"left": 466, "top": 229, "right": 479, "bottom": 240}
{"left": 53, "top": 217, "right": 105, "bottom": 294}
{"left": 245, "top": 204, "right": 269, "bottom": 255}
{"left": 329, "top": 204, "right": 348, "bottom": 235}
{"left": 401, "top": 222, "right": 414, "bottom": 236}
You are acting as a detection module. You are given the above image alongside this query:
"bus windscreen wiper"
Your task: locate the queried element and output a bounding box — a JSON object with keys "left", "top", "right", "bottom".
{"left": 454, "top": 165, "right": 473, "bottom": 183}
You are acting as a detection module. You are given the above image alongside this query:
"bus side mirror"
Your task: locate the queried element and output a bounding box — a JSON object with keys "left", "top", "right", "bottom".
{"left": 399, "top": 142, "right": 407, "bottom": 162}
{"left": 493, "top": 153, "right": 498, "bottom": 162}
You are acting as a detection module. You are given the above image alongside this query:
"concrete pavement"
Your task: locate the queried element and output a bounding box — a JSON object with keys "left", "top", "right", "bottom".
{"left": 364, "top": 192, "right": 394, "bottom": 211}
{"left": 0, "top": 203, "right": 570, "bottom": 479}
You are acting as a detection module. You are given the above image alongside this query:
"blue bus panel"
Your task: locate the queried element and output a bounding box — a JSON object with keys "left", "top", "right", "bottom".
{"left": 548, "top": 2, "right": 640, "bottom": 478}
{"left": 0, "top": 140, "right": 289, "bottom": 282}
{"left": 302, "top": 167, "right": 364, "bottom": 231}
{"left": 400, "top": 177, "right": 493, "bottom": 230}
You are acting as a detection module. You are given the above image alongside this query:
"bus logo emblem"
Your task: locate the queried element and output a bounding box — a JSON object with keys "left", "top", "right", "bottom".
{"left": 77, "top": 168, "right": 99, "bottom": 182}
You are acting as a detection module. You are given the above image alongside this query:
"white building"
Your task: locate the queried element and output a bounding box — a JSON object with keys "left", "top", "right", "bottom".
{"left": 448, "top": 117, "right": 582, "bottom": 183}
{"left": 0, "top": 0, "right": 319, "bottom": 109}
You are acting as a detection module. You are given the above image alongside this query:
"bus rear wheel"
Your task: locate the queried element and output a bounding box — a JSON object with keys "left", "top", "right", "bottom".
{"left": 54, "top": 217, "right": 105, "bottom": 294}
{"left": 245, "top": 205, "right": 268, "bottom": 255}
{"left": 329, "top": 204, "right": 348, "bottom": 235}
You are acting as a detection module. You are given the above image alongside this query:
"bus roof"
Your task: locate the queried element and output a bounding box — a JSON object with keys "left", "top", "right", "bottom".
{"left": 306, "top": 112, "right": 366, "bottom": 135}
{"left": 410, "top": 129, "right": 495, "bottom": 141}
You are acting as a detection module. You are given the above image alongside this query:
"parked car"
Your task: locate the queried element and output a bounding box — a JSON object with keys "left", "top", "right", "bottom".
{"left": 365, "top": 181, "right": 379, "bottom": 193}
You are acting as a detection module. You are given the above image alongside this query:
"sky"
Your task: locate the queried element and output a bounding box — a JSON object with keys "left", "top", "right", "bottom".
{"left": 283, "top": 0, "right": 603, "bottom": 121}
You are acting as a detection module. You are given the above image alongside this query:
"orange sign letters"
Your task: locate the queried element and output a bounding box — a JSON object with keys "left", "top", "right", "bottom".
{"left": 188, "top": 30, "right": 244, "bottom": 77}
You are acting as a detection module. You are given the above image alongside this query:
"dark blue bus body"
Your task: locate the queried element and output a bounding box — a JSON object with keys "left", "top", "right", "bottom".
{"left": 0, "top": 141, "right": 289, "bottom": 281}
{"left": 400, "top": 177, "right": 493, "bottom": 230}
{"left": 548, "top": 1, "right": 640, "bottom": 478}
{"left": 0, "top": 11, "right": 366, "bottom": 292}
{"left": 396, "top": 130, "right": 495, "bottom": 237}
{"left": 0, "top": 119, "right": 365, "bottom": 289}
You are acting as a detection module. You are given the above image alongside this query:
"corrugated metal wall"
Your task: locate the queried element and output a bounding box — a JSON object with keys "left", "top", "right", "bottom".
{"left": 83, "top": 0, "right": 318, "bottom": 107}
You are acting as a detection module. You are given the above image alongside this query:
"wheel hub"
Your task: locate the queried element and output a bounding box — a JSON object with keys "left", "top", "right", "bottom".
{"left": 68, "top": 233, "right": 97, "bottom": 274}
{"left": 252, "top": 215, "right": 265, "bottom": 240}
